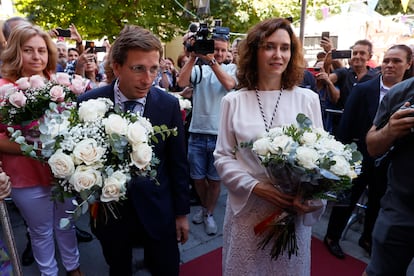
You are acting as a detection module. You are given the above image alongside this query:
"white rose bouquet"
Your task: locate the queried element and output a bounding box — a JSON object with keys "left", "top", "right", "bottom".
{"left": 246, "top": 113, "right": 362, "bottom": 260}
{"left": 0, "top": 73, "right": 88, "bottom": 143}
{"left": 168, "top": 92, "right": 192, "bottom": 122}
{"left": 168, "top": 92, "right": 192, "bottom": 111}
{"left": 12, "top": 98, "right": 176, "bottom": 227}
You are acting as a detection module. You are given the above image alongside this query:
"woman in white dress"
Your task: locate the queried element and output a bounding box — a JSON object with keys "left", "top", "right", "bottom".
{"left": 214, "top": 18, "right": 325, "bottom": 276}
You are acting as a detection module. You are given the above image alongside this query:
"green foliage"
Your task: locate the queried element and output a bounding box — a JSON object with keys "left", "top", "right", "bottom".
{"left": 14, "top": 0, "right": 361, "bottom": 42}
{"left": 15, "top": 0, "right": 194, "bottom": 41}
{"left": 376, "top": 0, "right": 413, "bottom": 15}
{"left": 151, "top": 126, "right": 177, "bottom": 144}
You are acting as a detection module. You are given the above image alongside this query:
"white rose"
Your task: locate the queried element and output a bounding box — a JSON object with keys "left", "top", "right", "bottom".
{"left": 49, "top": 85, "right": 66, "bottom": 102}
{"left": 15, "top": 77, "right": 30, "bottom": 90}
{"left": 78, "top": 98, "right": 109, "bottom": 122}
{"left": 48, "top": 149, "right": 75, "bottom": 178}
{"left": 130, "top": 143, "right": 153, "bottom": 169}
{"left": 9, "top": 91, "right": 27, "bottom": 108}
{"left": 313, "top": 127, "right": 329, "bottom": 138}
{"left": 54, "top": 72, "right": 71, "bottom": 86}
{"left": 127, "top": 121, "right": 149, "bottom": 145}
{"left": 178, "top": 98, "right": 192, "bottom": 110}
{"left": 300, "top": 131, "right": 318, "bottom": 145}
{"left": 269, "top": 135, "right": 294, "bottom": 154}
{"left": 69, "top": 165, "right": 103, "bottom": 192}
{"left": 330, "top": 155, "right": 351, "bottom": 176}
{"left": 296, "top": 146, "right": 319, "bottom": 169}
{"left": 103, "top": 114, "right": 128, "bottom": 135}
{"left": 100, "top": 171, "right": 127, "bottom": 202}
{"left": 316, "top": 138, "right": 345, "bottom": 155}
{"left": 29, "top": 75, "right": 46, "bottom": 89}
{"left": 73, "top": 138, "right": 106, "bottom": 165}
{"left": 252, "top": 137, "right": 271, "bottom": 156}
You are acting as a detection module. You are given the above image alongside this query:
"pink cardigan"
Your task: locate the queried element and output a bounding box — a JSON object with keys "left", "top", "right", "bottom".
{"left": 0, "top": 78, "right": 52, "bottom": 188}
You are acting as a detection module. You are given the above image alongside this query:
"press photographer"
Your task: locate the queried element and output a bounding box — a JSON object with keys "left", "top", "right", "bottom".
{"left": 178, "top": 20, "right": 237, "bottom": 236}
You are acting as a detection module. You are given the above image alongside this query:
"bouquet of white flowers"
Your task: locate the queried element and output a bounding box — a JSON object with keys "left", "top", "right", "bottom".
{"left": 246, "top": 113, "right": 362, "bottom": 260}
{"left": 168, "top": 92, "right": 192, "bottom": 111}
{"left": 11, "top": 97, "right": 176, "bottom": 227}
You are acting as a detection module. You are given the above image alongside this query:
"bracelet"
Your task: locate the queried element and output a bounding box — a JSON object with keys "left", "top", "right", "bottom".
{"left": 208, "top": 58, "right": 217, "bottom": 66}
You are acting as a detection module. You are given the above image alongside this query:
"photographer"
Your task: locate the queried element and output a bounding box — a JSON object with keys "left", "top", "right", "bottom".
{"left": 178, "top": 24, "right": 237, "bottom": 235}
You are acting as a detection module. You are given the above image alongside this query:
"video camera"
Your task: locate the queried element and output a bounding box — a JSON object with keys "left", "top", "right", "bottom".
{"left": 185, "top": 20, "right": 230, "bottom": 55}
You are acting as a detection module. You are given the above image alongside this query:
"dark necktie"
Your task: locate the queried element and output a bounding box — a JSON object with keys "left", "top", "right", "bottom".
{"left": 124, "top": 101, "right": 137, "bottom": 112}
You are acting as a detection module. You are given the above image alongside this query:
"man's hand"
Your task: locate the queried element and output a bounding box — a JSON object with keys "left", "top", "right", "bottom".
{"left": 69, "top": 23, "right": 82, "bottom": 44}
{"left": 320, "top": 37, "right": 333, "bottom": 53}
{"left": 176, "top": 215, "right": 189, "bottom": 244}
{"left": 384, "top": 102, "right": 414, "bottom": 140}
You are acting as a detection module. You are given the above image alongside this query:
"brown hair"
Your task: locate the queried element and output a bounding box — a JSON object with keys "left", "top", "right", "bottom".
{"left": 0, "top": 24, "right": 57, "bottom": 81}
{"left": 111, "top": 25, "right": 163, "bottom": 66}
{"left": 388, "top": 44, "right": 413, "bottom": 80}
{"left": 236, "top": 18, "right": 304, "bottom": 90}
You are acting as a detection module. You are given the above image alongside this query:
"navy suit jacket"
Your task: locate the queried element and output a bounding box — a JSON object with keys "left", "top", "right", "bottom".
{"left": 337, "top": 75, "right": 381, "bottom": 167}
{"left": 77, "top": 83, "right": 190, "bottom": 240}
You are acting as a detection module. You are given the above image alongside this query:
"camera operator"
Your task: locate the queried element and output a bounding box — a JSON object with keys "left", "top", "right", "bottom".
{"left": 178, "top": 25, "right": 237, "bottom": 236}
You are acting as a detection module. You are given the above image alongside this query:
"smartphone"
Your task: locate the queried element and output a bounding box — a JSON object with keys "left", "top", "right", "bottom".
{"left": 56, "top": 28, "right": 71, "bottom": 37}
{"left": 331, "top": 50, "right": 352, "bottom": 59}
{"left": 85, "top": 41, "right": 95, "bottom": 53}
{"left": 306, "top": 67, "right": 321, "bottom": 77}
{"left": 321, "top": 31, "right": 330, "bottom": 40}
{"left": 94, "top": 46, "right": 107, "bottom": 53}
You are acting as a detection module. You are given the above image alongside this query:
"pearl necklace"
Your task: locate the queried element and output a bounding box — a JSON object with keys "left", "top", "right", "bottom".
{"left": 255, "top": 88, "right": 283, "bottom": 132}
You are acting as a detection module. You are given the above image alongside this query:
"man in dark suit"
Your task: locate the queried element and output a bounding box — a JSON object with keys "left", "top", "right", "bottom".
{"left": 77, "top": 25, "right": 190, "bottom": 276}
{"left": 323, "top": 45, "right": 412, "bottom": 259}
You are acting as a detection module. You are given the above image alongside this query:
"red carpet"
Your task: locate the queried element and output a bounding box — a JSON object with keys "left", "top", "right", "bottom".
{"left": 180, "top": 237, "right": 367, "bottom": 276}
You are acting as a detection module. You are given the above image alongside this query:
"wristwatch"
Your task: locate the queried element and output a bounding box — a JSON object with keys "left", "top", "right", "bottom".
{"left": 208, "top": 58, "right": 217, "bottom": 66}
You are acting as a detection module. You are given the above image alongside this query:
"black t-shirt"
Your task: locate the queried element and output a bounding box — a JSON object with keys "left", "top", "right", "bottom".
{"left": 333, "top": 66, "right": 378, "bottom": 109}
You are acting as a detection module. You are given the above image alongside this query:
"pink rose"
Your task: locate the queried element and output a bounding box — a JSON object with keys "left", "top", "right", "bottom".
{"left": 49, "top": 85, "right": 66, "bottom": 102}
{"left": 29, "top": 75, "right": 46, "bottom": 89}
{"left": 9, "top": 91, "right": 27, "bottom": 107}
{"left": 70, "top": 75, "right": 87, "bottom": 95}
{"left": 54, "top": 73, "right": 71, "bottom": 86}
{"left": 15, "top": 77, "right": 30, "bottom": 90}
{"left": 0, "top": 84, "right": 16, "bottom": 98}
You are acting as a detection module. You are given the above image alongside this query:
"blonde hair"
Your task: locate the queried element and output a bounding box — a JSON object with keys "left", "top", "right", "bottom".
{"left": 0, "top": 24, "right": 57, "bottom": 81}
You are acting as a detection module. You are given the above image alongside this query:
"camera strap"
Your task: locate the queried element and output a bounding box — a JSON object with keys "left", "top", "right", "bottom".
{"left": 191, "top": 64, "right": 203, "bottom": 87}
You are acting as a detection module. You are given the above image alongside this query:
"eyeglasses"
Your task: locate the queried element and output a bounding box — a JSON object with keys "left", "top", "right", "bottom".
{"left": 129, "top": 65, "right": 159, "bottom": 76}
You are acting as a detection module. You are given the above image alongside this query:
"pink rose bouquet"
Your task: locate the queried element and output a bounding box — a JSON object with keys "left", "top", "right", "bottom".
{"left": 0, "top": 73, "right": 87, "bottom": 128}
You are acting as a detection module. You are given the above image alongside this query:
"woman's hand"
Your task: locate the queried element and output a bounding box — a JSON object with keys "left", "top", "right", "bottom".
{"left": 252, "top": 182, "right": 294, "bottom": 209}
{"left": 293, "top": 195, "right": 324, "bottom": 214}
{"left": 0, "top": 162, "right": 10, "bottom": 200}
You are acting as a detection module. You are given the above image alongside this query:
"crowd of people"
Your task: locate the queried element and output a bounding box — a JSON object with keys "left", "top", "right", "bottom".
{"left": 0, "top": 14, "right": 413, "bottom": 276}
